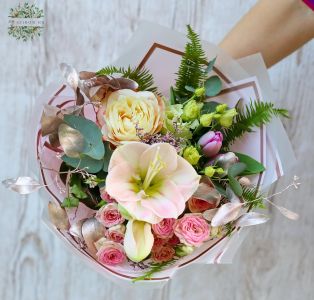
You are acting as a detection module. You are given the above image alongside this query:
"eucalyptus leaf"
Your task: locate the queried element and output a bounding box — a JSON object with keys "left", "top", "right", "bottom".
{"left": 63, "top": 115, "right": 105, "bottom": 160}
{"left": 2, "top": 177, "right": 41, "bottom": 195}
{"left": 205, "top": 75, "right": 222, "bottom": 97}
{"left": 103, "top": 142, "right": 113, "bottom": 172}
{"left": 228, "top": 175, "right": 243, "bottom": 196}
{"left": 228, "top": 162, "right": 247, "bottom": 177}
{"left": 205, "top": 56, "right": 217, "bottom": 73}
{"left": 201, "top": 101, "right": 220, "bottom": 114}
{"left": 234, "top": 152, "right": 266, "bottom": 175}
{"left": 62, "top": 154, "right": 104, "bottom": 173}
{"left": 58, "top": 123, "right": 85, "bottom": 158}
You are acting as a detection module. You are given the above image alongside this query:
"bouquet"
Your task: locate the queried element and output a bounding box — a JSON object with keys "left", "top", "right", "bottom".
{"left": 3, "top": 24, "right": 299, "bottom": 287}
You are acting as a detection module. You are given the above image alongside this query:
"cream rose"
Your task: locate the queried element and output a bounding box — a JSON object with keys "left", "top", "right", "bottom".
{"left": 97, "top": 89, "right": 164, "bottom": 145}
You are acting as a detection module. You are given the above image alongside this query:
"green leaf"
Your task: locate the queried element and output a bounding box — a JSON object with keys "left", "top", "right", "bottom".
{"left": 185, "top": 85, "right": 195, "bottom": 92}
{"left": 205, "top": 75, "right": 222, "bottom": 97}
{"left": 212, "top": 181, "right": 227, "bottom": 197}
{"left": 63, "top": 115, "right": 105, "bottom": 160}
{"left": 228, "top": 162, "right": 247, "bottom": 177}
{"left": 205, "top": 56, "right": 217, "bottom": 73}
{"left": 61, "top": 196, "right": 79, "bottom": 208}
{"left": 235, "top": 152, "right": 266, "bottom": 175}
{"left": 62, "top": 154, "right": 104, "bottom": 173}
{"left": 228, "top": 176, "right": 243, "bottom": 196}
{"left": 223, "top": 100, "right": 290, "bottom": 149}
{"left": 201, "top": 101, "right": 220, "bottom": 114}
{"left": 175, "top": 25, "right": 208, "bottom": 100}
{"left": 103, "top": 142, "right": 113, "bottom": 172}
{"left": 169, "top": 87, "right": 176, "bottom": 105}
{"left": 70, "top": 175, "right": 88, "bottom": 199}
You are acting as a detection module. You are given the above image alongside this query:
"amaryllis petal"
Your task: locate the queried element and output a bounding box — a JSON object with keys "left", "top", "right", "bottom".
{"left": 141, "top": 182, "right": 183, "bottom": 220}
{"left": 106, "top": 163, "right": 142, "bottom": 203}
{"left": 124, "top": 220, "right": 154, "bottom": 262}
{"left": 170, "top": 156, "right": 201, "bottom": 200}
{"left": 108, "top": 142, "right": 150, "bottom": 172}
{"left": 139, "top": 143, "right": 178, "bottom": 178}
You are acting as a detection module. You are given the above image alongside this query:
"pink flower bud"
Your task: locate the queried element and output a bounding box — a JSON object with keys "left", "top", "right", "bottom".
{"left": 198, "top": 131, "right": 223, "bottom": 158}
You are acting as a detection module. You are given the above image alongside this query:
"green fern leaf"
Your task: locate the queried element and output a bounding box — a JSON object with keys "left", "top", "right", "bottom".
{"left": 175, "top": 25, "right": 208, "bottom": 100}
{"left": 223, "top": 100, "right": 289, "bottom": 149}
{"left": 96, "top": 66, "right": 157, "bottom": 93}
{"left": 242, "top": 186, "right": 265, "bottom": 209}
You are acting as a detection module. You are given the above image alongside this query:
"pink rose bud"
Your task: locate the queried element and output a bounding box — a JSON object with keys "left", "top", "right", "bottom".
{"left": 105, "top": 224, "right": 126, "bottom": 244}
{"left": 152, "top": 218, "right": 176, "bottom": 239}
{"left": 174, "top": 214, "right": 210, "bottom": 247}
{"left": 96, "top": 241, "right": 126, "bottom": 266}
{"left": 96, "top": 203, "right": 125, "bottom": 228}
{"left": 198, "top": 131, "right": 223, "bottom": 158}
{"left": 151, "top": 245, "right": 175, "bottom": 263}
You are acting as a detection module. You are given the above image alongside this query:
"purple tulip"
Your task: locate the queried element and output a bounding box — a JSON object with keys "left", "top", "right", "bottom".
{"left": 198, "top": 131, "right": 223, "bottom": 158}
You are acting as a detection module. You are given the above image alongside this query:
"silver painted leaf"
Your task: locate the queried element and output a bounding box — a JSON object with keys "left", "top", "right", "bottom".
{"left": 203, "top": 208, "right": 218, "bottom": 221}
{"left": 58, "top": 123, "right": 85, "bottom": 158}
{"left": 277, "top": 206, "right": 299, "bottom": 220}
{"left": 235, "top": 212, "right": 269, "bottom": 227}
{"left": 211, "top": 202, "right": 243, "bottom": 227}
{"left": 48, "top": 202, "right": 70, "bottom": 230}
{"left": 60, "top": 63, "right": 79, "bottom": 91}
{"left": 69, "top": 219, "right": 87, "bottom": 239}
{"left": 81, "top": 218, "right": 106, "bottom": 257}
{"left": 2, "top": 177, "right": 42, "bottom": 195}
{"left": 193, "top": 182, "right": 221, "bottom": 207}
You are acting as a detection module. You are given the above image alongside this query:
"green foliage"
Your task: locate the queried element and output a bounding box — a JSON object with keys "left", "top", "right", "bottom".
{"left": 204, "top": 76, "right": 222, "bottom": 97}
{"left": 63, "top": 115, "right": 105, "bottom": 160}
{"left": 224, "top": 223, "right": 234, "bottom": 236}
{"left": 132, "top": 260, "right": 177, "bottom": 282}
{"left": 242, "top": 186, "right": 265, "bottom": 209}
{"left": 228, "top": 162, "right": 247, "bottom": 177}
{"left": 61, "top": 196, "right": 79, "bottom": 208}
{"left": 62, "top": 154, "right": 104, "bottom": 173}
{"left": 96, "top": 65, "right": 157, "bottom": 93}
{"left": 223, "top": 101, "right": 289, "bottom": 149}
{"left": 235, "top": 152, "right": 265, "bottom": 175}
{"left": 175, "top": 25, "right": 208, "bottom": 100}
{"left": 228, "top": 177, "right": 243, "bottom": 197}
{"left": 70, "top": 174, "right": 88, "bottom": 199}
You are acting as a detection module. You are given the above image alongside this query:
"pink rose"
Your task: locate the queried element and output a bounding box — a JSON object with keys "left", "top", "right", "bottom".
{"left": 96, "top": 241, "right": 126, "bottom": 266}
{"left": 152, "top": 236, "right": 169, "bottom": 251}
{"left": 167, "top": 234, "right": 180, "bottom": 246}
{"left": 105, "top": 224, "right": 125, "bottom": 244}
{"left": 174, "top": 214, "right": 210, "bottom": 247}
{"left": 188, "top": 198, "right": 215, "bottom": 213}
{"left": 100, "top": 189, "right": 117, "bottom": 203}
{"left": 96, "top": 203, "right": 124, "bottom": 227}
{"left": 151, "top": 245, "right": 175, "bottom": 263}
{"left": 152, "top": 218, "right": 176, "bottom": 239}
{"left": 198, "top": 131, "right": 223, "bottom": 157}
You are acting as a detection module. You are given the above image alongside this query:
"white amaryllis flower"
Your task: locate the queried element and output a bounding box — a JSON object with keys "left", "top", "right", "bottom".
{"left": 106, "top": 142, "right": 201, "bottom": 224}
{"left": 97, "top": 89, "right": 164, "bottom": 145}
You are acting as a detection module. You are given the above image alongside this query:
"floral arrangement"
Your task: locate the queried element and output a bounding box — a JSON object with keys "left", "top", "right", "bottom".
{"left": 3, "top": 26, "right": 299, "bottom": 282}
